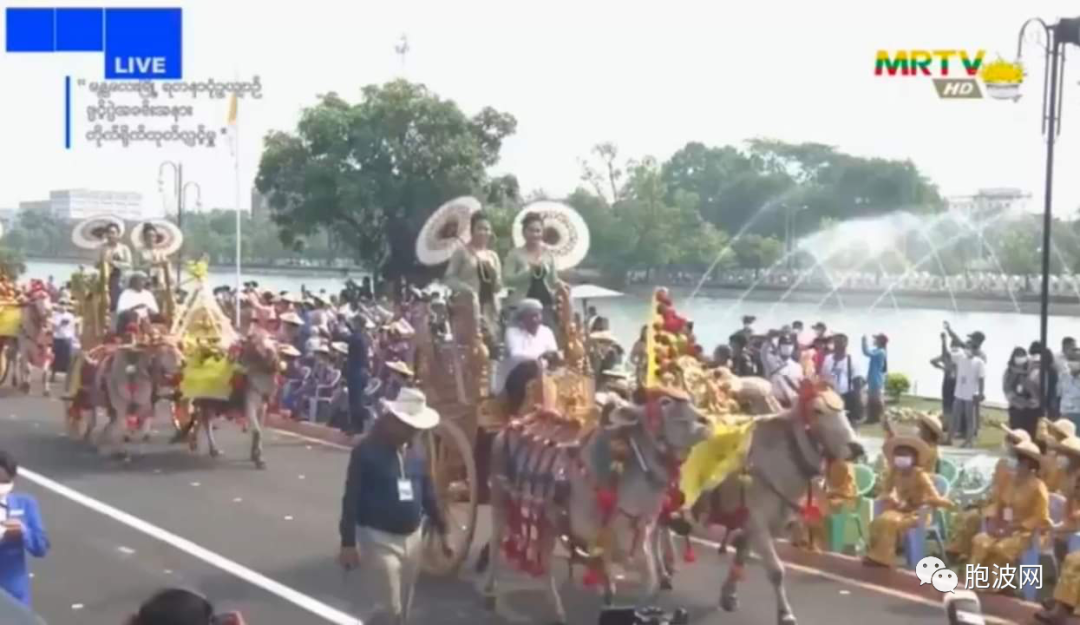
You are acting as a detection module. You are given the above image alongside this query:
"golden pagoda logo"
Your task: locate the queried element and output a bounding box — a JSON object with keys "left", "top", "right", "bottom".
{"left": 979, "top": 58, "right": 1025, "bottom": 101}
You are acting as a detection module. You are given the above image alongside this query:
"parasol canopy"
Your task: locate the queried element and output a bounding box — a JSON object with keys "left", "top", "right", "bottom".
{"left": 71, "top": 215, "right": 126, "bottom": 250}
{"left": 131, "top": 219, "right": 184, "bottom": 256}
{"left": 415, "top": 196, "right": 482, "bottom": 266}
{"left": 512, "top": 201, "right": 590, "bottom": 271}
{"left": 570, "top": 283, "right": 623, "bottom": 300}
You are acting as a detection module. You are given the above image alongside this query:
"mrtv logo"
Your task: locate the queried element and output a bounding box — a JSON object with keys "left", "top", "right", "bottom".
{"left": 875, "top": 49, "right": 986, "bottom": 99}
{"left": 5, "top": 7, "right": 182, "bottom": 79}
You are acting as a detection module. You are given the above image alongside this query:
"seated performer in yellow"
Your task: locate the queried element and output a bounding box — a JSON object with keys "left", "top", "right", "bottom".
{"left": 1039, "top": 418, "right": 1077, "bottom": 493}
{"left": 945, "top": 427, "right": 1030, "bottom": 562}
{"left": 794, "top": 457, "right": 857, "bottom": 553}
{"left": 1036, "top": 436, "right": 1080, "bottom": 624}
{"left": 863, "top": 434, "right": 955, "bottom": 567}
{"left": 916, "top": 412, "right": 943, "bottom": 474}
{"left": 969, "top": 439, "right": 1051, "bottom": 591}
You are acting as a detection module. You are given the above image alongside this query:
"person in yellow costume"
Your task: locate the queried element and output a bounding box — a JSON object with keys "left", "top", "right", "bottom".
{"left": 1039, "top": 418, "right": 1077, "bottom": 493}
{"left": 863, "top": 434, "right": 955, "bottom": 567}
{"left": 969, "top": 439, "right": 1051, "bottom": 591}
{"left": 793, "top": 457, "right": 857, "bottom": 552}
{"left": 945, "top": 427, "right": 1030, "bottom": 562}
{"left": 1036, "top": 436, "right": 1080, "bottom": 624}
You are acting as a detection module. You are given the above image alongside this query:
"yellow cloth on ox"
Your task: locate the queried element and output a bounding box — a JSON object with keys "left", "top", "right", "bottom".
{"left": 679, "top": 418, "right": 756, "bottom": 510}
{"left": 0, "top": 306, "right": 21, "bottom": 337}
{"left": 181, "top": 357, "right": 239, "bottom": 401}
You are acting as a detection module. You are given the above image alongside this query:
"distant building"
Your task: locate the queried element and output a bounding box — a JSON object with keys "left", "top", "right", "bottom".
{"left": 0, "top": 208, "right": 15, "bottom": 231}
{"left": 18, "top": 189, "right": 145, "bottom": 222}
{"left": 947, "top": 188, "right": 1032, "bottom": 223}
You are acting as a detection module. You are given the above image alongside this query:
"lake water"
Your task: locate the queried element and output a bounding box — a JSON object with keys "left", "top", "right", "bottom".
{"left": 26, "top": 259, "right": 1080, "bottom": 406}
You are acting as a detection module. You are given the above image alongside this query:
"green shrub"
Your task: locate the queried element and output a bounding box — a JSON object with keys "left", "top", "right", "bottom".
{"left": 884, "top": 372, "right": 911, "bottom": 403}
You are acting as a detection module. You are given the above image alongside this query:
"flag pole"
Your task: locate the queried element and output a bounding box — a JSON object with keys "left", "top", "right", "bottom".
{"left": 232, "top": 80, "right": 242, "bottom": 328}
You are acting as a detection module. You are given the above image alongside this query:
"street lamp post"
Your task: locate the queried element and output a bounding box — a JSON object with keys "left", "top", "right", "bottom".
{"left": 1007, "top": 17, "right": 1080, "bottom": 409}
{"left": 158, "top": 161, "right": 202, "bottom": 284}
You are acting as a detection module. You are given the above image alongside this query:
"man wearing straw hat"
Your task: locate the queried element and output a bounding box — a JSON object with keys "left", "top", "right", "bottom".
{"left": 863, "top": 430, "right": 955, "bottom": 567}
{"left": 968, "top": 438, "right": 1051, "bottom": 591}
{"left": 338, "top": 387, "right": 449, "bottom": 625}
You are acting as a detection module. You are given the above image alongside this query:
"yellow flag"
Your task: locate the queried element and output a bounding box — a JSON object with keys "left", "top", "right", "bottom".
{"left": 226, "top": 92, "right": 238, "bottom": 126}
{"left": 225, "top": 92, "right": 238, "bottom": 158}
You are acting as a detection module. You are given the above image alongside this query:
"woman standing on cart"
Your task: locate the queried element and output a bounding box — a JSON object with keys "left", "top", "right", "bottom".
{"left": 443, "top": 211, "right": 502, "bottom": 352}
{"left": 503, "top": 212, "right": 564, "bottom": 331}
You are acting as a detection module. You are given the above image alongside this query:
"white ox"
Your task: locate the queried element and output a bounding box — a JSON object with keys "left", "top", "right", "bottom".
{"left": 480, "top": 390, "right": 711, "bottom": 624}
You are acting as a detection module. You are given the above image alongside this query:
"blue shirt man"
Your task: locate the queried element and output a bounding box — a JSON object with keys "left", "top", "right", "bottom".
{"left": 862, "top": 334, "right": 888, "bottom": 392}
{"left": 0, "top": 451, "right": 49, "bottom": 606}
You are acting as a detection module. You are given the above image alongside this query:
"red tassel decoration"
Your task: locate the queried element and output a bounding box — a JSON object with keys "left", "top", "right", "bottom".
{"left": 683, "top": 538, "right": 697, "bottom": 563}
{"left": 596, "top": 488, "right": 617, "bottom": 516}
{"left": 582, "top": 568, "right": 602, "bottom": 588}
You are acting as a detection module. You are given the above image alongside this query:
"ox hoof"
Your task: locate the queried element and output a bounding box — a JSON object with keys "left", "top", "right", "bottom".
{"left": 483, "top": 596, "right": 496, "bottom": 612}
{"left": 720, "top": 593, "right": 738, "bottom": 612}
{"left": 778, "top": 614, "right": 796, "bottom": 625}
{"left": 660, "top": 577, "right": 673, "bottom": 591}
{"left": 209, "top": 448, "right": 222, "bottom": 458}
{"left": 43, "top": 390, "right": 51, "bottom": 398}
{"left": 253, "top": 458, "right": 266, "bottom": 470}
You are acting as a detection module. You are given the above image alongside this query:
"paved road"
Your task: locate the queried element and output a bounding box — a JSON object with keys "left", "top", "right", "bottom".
{"left": 0, "top": 390, "right": 960, "bottom": 625}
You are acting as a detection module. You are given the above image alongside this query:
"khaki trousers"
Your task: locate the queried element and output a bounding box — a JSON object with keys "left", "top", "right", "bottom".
{"left": 353, "top": 526, "right": 423, "bottom": 625}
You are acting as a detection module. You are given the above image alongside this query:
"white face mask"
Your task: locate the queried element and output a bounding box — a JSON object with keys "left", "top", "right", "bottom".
{"left": 780, "top": 345, "right": 794, "bottom": 357}
{"left": 1003, "top": 457, "right": 1019, "bottom": 471}
{"left": 0, "top": 482, "right": 12, "bottom": 496}
{"left": 1059, "top": 456, "right": 1071, "bottom": 470}
{"left": 1014, "top": 357, "right": 1029, "bottom": 366}
{"left": 893, "top": 456, "right": 913, "bottom": 470}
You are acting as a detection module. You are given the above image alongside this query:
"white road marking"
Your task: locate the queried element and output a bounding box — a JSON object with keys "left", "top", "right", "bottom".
{"left": 118, "top": 546, "right": 136, "bottom": 555}
{"left": 20, "top": 466, "right": 363, "bottom": 625}
{"left": 269, "top": 426, "right": 351, "bottom": 451}
{"left": 688, "top": 536, "right": 1015, "bottom": 625}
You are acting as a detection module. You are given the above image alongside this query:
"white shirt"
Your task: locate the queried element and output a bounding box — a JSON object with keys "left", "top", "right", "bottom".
{"left": 953, "top": 351, "right": 986, "bottom": 401}
{"left": 822, "top": 352, "right": 854, "bottom": 394}
{"left": 116, "top": 288, "right": 159, "bottom": 316}
{"left": 505, "top": 325, "right": 559, "bottom": 361}
{"left": 494, "top": 324, "right": 559, "bottom": 393}
{"left": 53, "top": 311, "right": 76, "bottom": 340}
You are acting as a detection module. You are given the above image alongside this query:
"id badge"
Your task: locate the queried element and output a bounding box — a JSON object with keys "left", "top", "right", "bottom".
{"left": 397, "top": 479, "right": 414, "bottom": 502}
{"left": 1003, "top": 507, "right": 1014, "bottom": 522}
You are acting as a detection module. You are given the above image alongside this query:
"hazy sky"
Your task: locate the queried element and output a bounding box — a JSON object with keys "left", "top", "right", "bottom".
{"left": 3, "top": 0, "right": 1080, "bottom": 221}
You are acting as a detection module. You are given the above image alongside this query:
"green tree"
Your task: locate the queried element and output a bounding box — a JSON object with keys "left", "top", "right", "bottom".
{"left": 255, "top": 80, "right": 517, "bottom": 284}
{"left": 733, "top": 234, "right": 784, "bottom": 277}
{"left": 0, "top": 246, "right": 25, "bottom": 279}
{"left": 995, "top": 224, "right": 1040, "bottom": 276}
{"left": 12, "top": 210, "right": 66, "bottom": 257}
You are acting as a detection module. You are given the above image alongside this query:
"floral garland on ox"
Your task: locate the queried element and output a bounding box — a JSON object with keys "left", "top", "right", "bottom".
{"left": 576, "top": 289, "right": 719, "bottom": 588}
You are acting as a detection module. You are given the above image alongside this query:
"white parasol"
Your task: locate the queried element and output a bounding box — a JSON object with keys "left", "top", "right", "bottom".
{"left": 131, "top": 219, "right": 184, "bottom": 256}
{"left": 415, "top": 196, "right": 482, "bottom": 266}
{"left": 512, "top": 201, "right": 590, "bottom": 271}
{"left": 71, "top": 215, "right": 126, "bottom": 250}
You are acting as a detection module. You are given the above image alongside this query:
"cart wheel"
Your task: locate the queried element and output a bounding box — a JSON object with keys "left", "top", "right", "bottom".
{"left": 421, "top": 418, "right": 478, "bottom": 576}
